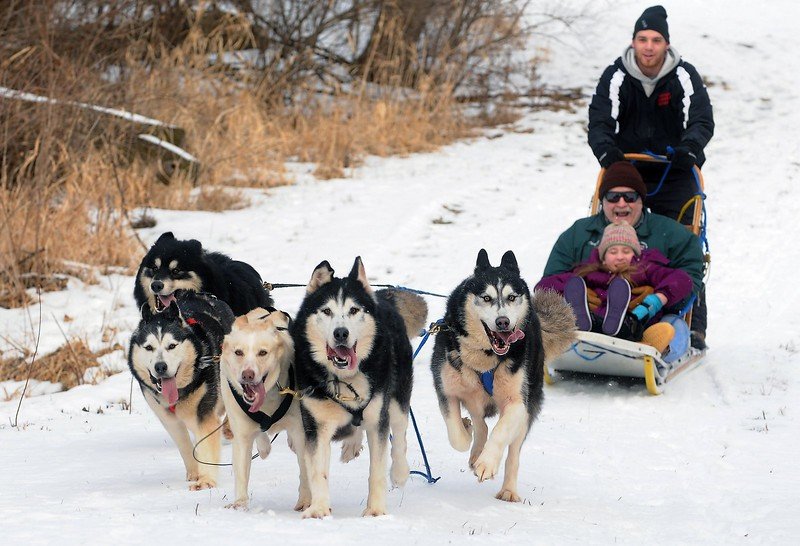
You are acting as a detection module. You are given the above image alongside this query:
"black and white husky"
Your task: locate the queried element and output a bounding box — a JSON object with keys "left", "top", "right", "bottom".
{"left": 292, "top": 257, "right": 427, "bottom": 518}
{"left": 431, "top": 249, "right": 575, "bottom": 502}
{"left": 128, "top": 291, "right": 234, "bottom": 490}
{"left": 134, "top": 231, "right": 272, "bottom": 316}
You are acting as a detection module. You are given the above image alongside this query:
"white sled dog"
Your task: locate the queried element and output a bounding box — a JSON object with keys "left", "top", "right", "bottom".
{"left": 430, "top": 249, "right": 575, "bottom": 501}
{"left": 219, "top": 308, "right": 310, "bottom": 511}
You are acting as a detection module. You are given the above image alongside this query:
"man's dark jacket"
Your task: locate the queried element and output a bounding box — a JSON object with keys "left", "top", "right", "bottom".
{"left": 588, "top": 57, "right": 714, "bottom": 166}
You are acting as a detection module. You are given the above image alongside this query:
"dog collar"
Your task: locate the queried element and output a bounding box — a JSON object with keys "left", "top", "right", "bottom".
{"left": 229, "top": 366, "right": 296, "bottom": 432}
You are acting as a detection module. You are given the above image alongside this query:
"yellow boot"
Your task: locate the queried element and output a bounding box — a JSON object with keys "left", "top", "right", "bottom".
{"left": 641, "top": 322, "right": 675, "bottom": 354}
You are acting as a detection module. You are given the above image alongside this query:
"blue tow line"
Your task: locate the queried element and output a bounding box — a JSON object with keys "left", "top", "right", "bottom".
{"left": 636, "top": 148, "right": 711, "bottom": 277}
{"left": 407, "top": 320, "right": 444, "bottom": 483}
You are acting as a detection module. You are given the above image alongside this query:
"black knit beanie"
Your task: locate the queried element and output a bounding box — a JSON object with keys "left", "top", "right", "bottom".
{"left": 600, "top": 161, "right": 647, "bottom": 201}
{"left": 633, "top": 5, "right": 669, "bottom": 43}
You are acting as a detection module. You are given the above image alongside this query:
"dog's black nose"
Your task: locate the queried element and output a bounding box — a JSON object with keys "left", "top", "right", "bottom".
{"left": 495, "top": 317, "right": 510, "bottom": 331}
{"left": 154, "top": 362, "right": 168, "bottom": 376}
{"left": 333, "top": 327, "right": 349, "bottom": 343}
{"left": 241, "top": 369, "right": 255, "bottom": 383}
{"left": 151, "top": 280, "right": 164, "bottom": 293}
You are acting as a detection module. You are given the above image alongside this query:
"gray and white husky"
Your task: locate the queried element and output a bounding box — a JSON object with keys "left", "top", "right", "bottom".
{"left": 431, "top": 249, "right": 575, "bottom": 502}
{"left": 292, "top": 257, "right": 427, "bottom": 518}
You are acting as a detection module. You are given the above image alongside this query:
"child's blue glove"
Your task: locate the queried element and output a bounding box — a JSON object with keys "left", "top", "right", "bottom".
{"left": 631, "top": 294, "right": 664, "bottom": 321}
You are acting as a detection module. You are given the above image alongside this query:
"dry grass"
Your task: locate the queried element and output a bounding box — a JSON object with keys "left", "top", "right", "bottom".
{"left": 0, "top": 338, "right": 124, "bottom": 391}
{"left": 0, "top": 2, "right": 529, "bottom": 309}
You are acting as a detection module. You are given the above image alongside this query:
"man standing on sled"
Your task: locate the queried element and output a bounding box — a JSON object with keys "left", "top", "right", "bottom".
{"left": 587, "top": 5, "right": 713, "bottom": 350}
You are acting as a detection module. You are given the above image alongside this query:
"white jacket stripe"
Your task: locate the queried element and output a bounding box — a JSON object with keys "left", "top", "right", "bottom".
{"left": 676, "top": 66, "right": 694, "bottom": 130}
{"left": 609, "top": 69, "right": 625, "bottom": 134}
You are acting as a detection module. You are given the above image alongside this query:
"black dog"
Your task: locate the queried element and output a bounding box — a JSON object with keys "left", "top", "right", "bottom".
{"left": 134, "top": 232, "right": 272, "bottom": 316}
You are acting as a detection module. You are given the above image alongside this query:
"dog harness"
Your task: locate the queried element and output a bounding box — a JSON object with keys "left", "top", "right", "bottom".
{"left": 305, "top": 379, "right": 366, "bottom": 426}
{"left": 228, "top": 366, "right": 296, "bottom": 432}
{"left": 480, "top": 369, "right": 496, "bottom": 396}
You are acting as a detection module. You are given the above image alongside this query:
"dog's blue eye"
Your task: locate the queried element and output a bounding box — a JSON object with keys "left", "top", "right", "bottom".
{"left": 167, "top": 343, "right": 178, "bottom": 350}
{"left": 508, "top": 294, "right": 517, "bottom": 302}
{"left": 257, "top": 349, "right": 268, "bottom": 357}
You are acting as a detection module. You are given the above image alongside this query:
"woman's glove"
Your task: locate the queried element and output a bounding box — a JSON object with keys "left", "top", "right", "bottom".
{"left": 631, "top": 294, "right": 664, "bottom": 321}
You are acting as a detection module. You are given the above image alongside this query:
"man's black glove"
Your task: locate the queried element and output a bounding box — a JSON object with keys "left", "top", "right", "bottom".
{"left": 668, "top": 146, "right": 697, "bottom": 170}
{"left": 599, "top": 147, "right": 626, "bottom": 168}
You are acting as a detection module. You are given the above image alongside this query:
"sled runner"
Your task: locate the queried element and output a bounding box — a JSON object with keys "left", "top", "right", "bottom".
{"left": 546, "top": 153, "right": 708, "bottom": 395}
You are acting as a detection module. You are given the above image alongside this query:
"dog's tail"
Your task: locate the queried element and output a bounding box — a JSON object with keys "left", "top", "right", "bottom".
{"left": 532, "top": 290, "right": 577, "bottom": 363}
{"left": 377, "top": 289, "right": 428, "bottom": 338}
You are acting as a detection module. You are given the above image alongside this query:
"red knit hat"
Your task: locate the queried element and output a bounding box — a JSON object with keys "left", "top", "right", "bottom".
{"left": 599, "top": 222, "right": 642, "bottom": 259}
{"left": 599, "top": 161, "right": 647, "bottom": 201}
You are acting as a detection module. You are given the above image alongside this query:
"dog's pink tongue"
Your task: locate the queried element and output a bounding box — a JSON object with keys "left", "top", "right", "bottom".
{"left": 246, "top": 383, "right": 267, "bottom": 413}
{"left": 331, "top": 345, "right": 358, "bottom": 369}
{"left": 159, "top": 294, "right": 176, "bottom": 308}
{"left": 496, "top": 328, "right": 525, "bottom": 344}
{"left": 507, "top": 328, "right": 525, "bottom": 343}
{"left": 161, "top": 377, "right": 179, "bottom": 405}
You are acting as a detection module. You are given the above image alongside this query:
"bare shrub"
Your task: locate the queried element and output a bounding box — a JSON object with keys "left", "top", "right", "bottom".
{"left": 1, "top": 0, "right": 543, "bottom": 307}
{"left": 0, "top": 337, "right": 124, "bottom": 389}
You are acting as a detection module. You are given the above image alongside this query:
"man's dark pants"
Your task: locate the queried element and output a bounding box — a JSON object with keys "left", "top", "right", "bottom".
{"left": 636, "top": 163, "right": 708, "bottom": 345}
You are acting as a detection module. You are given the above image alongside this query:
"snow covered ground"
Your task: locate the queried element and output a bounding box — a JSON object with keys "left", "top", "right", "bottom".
{"left": 2, "top": 1, "right": 798, "bottom": 543}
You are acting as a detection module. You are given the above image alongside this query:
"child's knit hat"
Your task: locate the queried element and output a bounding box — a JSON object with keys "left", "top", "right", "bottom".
{"left": 599, "top": 222, "right": 642, "bottom": 259}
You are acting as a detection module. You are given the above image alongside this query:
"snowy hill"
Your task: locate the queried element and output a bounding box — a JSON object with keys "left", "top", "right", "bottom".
{"left": 2, "top": 1, "right": 798, "bottom": 543}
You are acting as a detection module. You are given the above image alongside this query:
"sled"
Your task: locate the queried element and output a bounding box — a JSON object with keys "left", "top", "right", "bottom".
{"left": 546, "top": 331, "right": 706, "bottom": 395}
{"left": 546, "top": 153, "right": 708, "bottom": 395}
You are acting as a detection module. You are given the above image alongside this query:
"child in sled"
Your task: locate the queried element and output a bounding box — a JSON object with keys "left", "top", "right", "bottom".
{"left": 536, "top": 221, "right": 693, "bottom": 354}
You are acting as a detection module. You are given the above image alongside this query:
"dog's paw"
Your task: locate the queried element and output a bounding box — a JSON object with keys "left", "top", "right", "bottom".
{"left": 189, "top": 478, "right": 216, "bottom": 491}
{"left": 225, "top": 499, "right": 249, "bottom": 510}
{"left": 256, "top": 433, "right": 271, "bottom": 459}
{"left": 495, "top": 488, "right": 521, "bottom": 503}
{"left": 294, "top": 496, "right": 312, "bottom": 512}
{"left": 390, "top": 458, "right": 410, "bottom": 488}
{"left": 362, "top": 506, "right": 387, "bottom": 517}
{"left": 186, "top": 470, "right": 200, "bottom": 482}
{"left": 302, "top": 505, "right": 332, "bottom": 519}
{"left": 473, "top": 454, "right": 499, "bottom": 482}
{"left": 469, "top": 446, "right": 483, "bottom": 470}
{"left": 447, "top": 423, "right": 472, "bottom": 452}
{"left": 340, "top": 437, "right": 364, "bottom": 463}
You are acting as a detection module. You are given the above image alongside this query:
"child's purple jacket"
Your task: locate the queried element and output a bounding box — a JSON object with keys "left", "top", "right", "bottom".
{"left": 535, "top": 248, "right": 694, "bottom": 318}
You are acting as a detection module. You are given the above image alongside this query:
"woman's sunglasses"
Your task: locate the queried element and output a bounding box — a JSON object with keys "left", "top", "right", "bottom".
{"left": 604, "top": 191, "right": 640, "bottom": 203}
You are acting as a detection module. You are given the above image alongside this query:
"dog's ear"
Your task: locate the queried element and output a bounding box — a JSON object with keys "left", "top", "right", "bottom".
{"left": 187, "top": 238, "right": 203, "bottom": 253}
{"left": 155, "top": 232, "right": 175, "bottom": 244}
{"left": 307, "top": 261, "right": 334, "bottom": 294}
{"left": 475, "top": 248, "right": 491, "bottom": 272}
{"left": 162, "top": 303, "right": 180, "bottom": 320}
{"left": 275, "top": 310, "right": 292, "bottom": 331}
{"left": 500, "top": 250, "right": 519, "bottom": 274}
{"left": 348, "top": 256, "right": 373, "bottom": 294}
